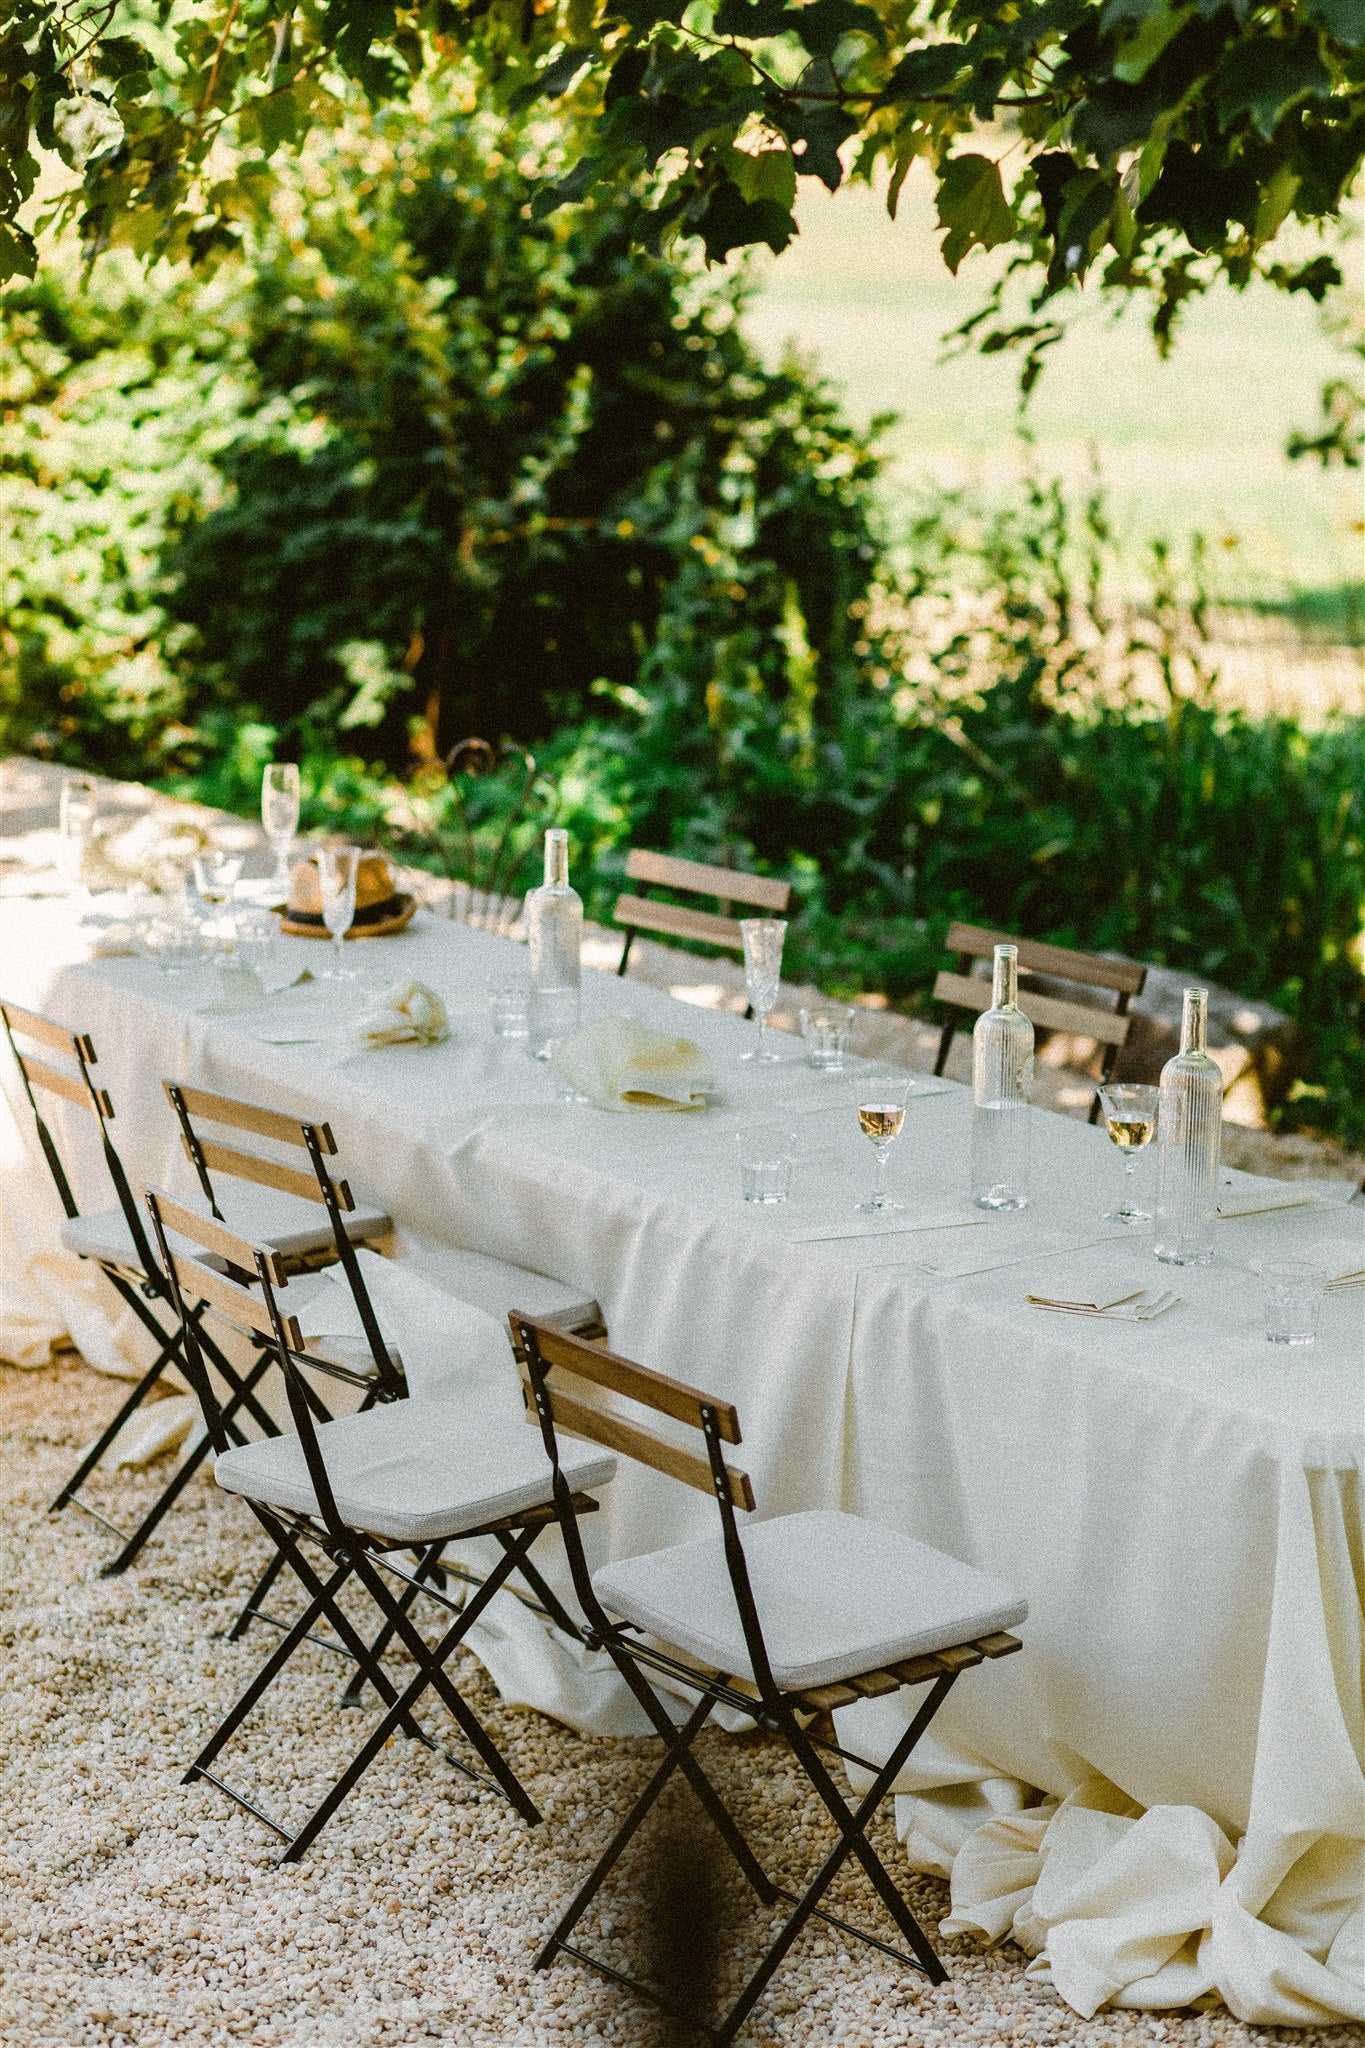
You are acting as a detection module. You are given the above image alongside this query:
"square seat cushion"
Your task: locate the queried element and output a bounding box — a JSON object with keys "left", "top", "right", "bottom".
{"left": 60, "top": 1184, "right": 390, "bottom": 1275}
{"left": 592, "top": 1509, "right": 1027, "bottom": 1693}
{"left": 214, "top": 1401, "right": 615, "bottom": 1546}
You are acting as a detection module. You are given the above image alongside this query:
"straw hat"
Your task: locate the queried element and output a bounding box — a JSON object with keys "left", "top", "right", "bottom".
{"left": 279, "top": 850, "right": 416, "bottom": 940}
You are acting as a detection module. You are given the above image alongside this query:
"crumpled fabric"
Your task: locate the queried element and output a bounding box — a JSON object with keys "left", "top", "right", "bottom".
{"left": 550, "top": 1014, "right": 713, "bottom": 1111}
{"left": 945, "top": 1780, "right": 1365, "bottom": 2026}
{"left": 351, "top": 980, "right": 448, "bottom": 1050}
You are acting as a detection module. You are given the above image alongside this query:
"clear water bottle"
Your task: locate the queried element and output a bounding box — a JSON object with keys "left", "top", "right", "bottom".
{"left": 1154, "top": 988, "right": 1221, "bottom": 1265}
{"left": 971, "top": 944, "right": 1034, "bottom": 1210}
{"left": 526, "top": 828, "right": 582, "bottom": 1059}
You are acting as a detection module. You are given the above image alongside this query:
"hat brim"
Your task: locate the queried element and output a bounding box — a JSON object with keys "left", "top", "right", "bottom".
{"left": 279, "top": 892, "right": 418, "bottom": 940}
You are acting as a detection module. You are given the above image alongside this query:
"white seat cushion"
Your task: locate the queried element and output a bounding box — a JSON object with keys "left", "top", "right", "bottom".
{"left": 399, "top": 1239, "right": 598, "bottom": 1328}
{"left": 592, "top": 1509, "right": 1027, "bottom": 1693}
{"left": 306, "top": 1333, "right": 404, "bottom": 1379}
{"left": 60, "top": 1185, "right": 390, "bottom": 1274}
{"left": 214, "top": 1401, "right": 615, "bottom": 1544}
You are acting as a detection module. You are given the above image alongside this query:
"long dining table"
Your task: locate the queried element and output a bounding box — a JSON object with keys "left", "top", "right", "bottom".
{"left": 0, "top": 889, "right": 1361, "bottom": 2028}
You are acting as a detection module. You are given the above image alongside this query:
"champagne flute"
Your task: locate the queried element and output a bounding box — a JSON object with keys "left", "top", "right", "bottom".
{"left": 739, "top": 917, "right": 787, "bottom": 1063}
{"left": 1098, "top": 1082, "right": 1158, "bottom": 1224}
{"left": 261, "top": 763, "right": 301, "bottom": 892}
{"left": 316, "top": 845, "right": 360, "bottom": 979}
{"left": 58, "top": 774, "right": 98, "bottom": 897}
{"left": 855, "top": 1075, "right": 910, "bottom": 1213}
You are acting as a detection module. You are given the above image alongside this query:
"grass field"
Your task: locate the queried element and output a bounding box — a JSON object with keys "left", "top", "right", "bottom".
{"left": 741, "top": 168, "right": 1363, "bottom": 616}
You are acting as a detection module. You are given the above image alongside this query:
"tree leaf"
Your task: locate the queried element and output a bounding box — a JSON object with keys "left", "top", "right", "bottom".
{"left": 691, "top": 177, "right": 795, "bottom": 260}
{"left": 788, "top": 0, "right": 884, "bottom": 59}
{"left": 1216, "top": 30, "right": 1333, "bottom": 139}
{"left": 1303, "top": 0, "right": 1365, "bottom": 45}
{"left": 875, "top": 41, "right": 970, "bottom": 106}
{"left": 1110, "top": 4, "right": 1193, "bottom": 83}
{"left": 729, "top": 143, "right": 796, "bottom": 209}
{"left": 936, "top": 152, "right": 1015, "bottom": 272}
{"left": 713, "top": 0, "right": 791, "bottom": 37}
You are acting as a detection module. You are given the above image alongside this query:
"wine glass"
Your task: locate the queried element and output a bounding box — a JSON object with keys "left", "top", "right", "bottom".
{"left": 316, "top": 845, "right": 360, "bottom": 979}
{"left": 192, "top": 851, "right": 243, "bottom": 958}
{"left": 58, "top": 774, "right": 98, "bottom": 896}
{"left": 739, "top": 918, "right": 787, "bottom": 1063}
{"left": 854, "top": 1075, "right": 910, "bottom": 1213}
{"left": 1098, "top": 1082, "right": 1159, "bottom": 1224}
{"left": 261, "top": 763, "right": 301, "bottom": 892}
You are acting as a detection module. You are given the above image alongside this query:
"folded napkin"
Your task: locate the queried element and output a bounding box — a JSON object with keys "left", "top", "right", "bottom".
{"left": 1216, "top": 1175, "right": 1358, "bottom": 1218}
{"left": 1246, "top": 1236, "right": 1365, "bottom": 1290}
{"left": 87, "top": 921, "right": 141, "bottom": 958}
{"left": 1026, "top": 1281, "right": 1179, "bottom": 1321}
{"left": 551, "top": 1015, "right": 714, "bottom": 1111}
{"left": 351, "top": 980, "right": 449, "bottom": 1050}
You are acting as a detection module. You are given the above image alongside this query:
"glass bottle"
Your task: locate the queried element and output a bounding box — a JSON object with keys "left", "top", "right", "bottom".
{"left": 526, "top": 828, "right": 582, "bottom": 1059}
{"left": 1154, "top": 988, "right": 1221, "bottom": 1265}
{"left": 971, "top": 944, "right": 1034, "bottom": 1210}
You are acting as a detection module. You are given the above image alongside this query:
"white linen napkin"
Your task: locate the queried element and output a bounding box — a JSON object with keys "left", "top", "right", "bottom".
{"left": 1243, "top": 1235, "right": 1365, "bottom": 1290}
{"left": 1216, "top": 1175, "right": 1359, "bottom": 1218}
{"left": 351, "top": 980, "right": 449, "bottom": 1050}
{"left": 1025, "top": 1282, "right": 1178, "bottom": 1321}
{"left": 551, "top": 1015, "right": 714, "bottom": 1111}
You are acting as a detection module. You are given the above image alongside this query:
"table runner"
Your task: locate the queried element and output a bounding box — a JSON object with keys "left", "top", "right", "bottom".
{"left": 0, "top": 895, "right": 1360, "bottom": 2025}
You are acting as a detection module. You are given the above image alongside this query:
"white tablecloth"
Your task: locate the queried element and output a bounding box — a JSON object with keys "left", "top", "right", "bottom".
{"left": 1, "top": 898, "right": 1361, "bottom": 2025}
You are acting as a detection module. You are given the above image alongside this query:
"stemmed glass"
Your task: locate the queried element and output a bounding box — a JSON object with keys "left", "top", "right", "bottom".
{"left": 1098, "top": 1082, "right": 1159, "bottom": 1224}
{"left": 739, "top": 917, "right": 787, "bottom": 1063}
{"left": 261, "top": 763, "right": 301, "bottom": 892}
{"left": 192, "top": 851, "right": 243, "bottom": 958}
{"left": 855, "top": 1074, "right": 910, "bottom": 1213}
{"left": 58, "top": 775, "right": 98, "bottom": 897}
{"left": 316, "top": 845, "right": 360, "bottom": 979}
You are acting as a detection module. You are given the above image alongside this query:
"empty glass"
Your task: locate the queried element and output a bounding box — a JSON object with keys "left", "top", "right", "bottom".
{"left": 193, "top": 852, "right": 243, "bottom": 958}
{"left": 740, "top": 917, "right": 787, "bottom": 1063}
{"left": 143, "top": 907, "right": 201, "bottom": 974}
{"left": 316, "top": 845, "right": 360, "bottom": 979}
{"left": 1262, "top": 1259, "right": 1325, "bottom": 1345}
{"left": 1098, "top": 1082, "right": 1159, "bottom": 1224}
{"left": 736, "top": 1119, "right": 796, "bottom": 1204}
{"left": 800, "top": 1005, "right": 853, "bottom": 1071}
{"left": 261, "top": 763, "right": 301, "bottom": 891}
{"left": 855, "top": 1075, "right": 910, "bottom": 1213}
{"left": 58, "top": 774, "right": 98, "bottom": 895}
{"left": 490, "top": 985, "right": 529, "bottom": 1038}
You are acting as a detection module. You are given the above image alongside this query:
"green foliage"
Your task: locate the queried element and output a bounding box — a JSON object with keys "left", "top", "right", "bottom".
{"left": 3, "top": 0, "right": 1363, "bottom": 372}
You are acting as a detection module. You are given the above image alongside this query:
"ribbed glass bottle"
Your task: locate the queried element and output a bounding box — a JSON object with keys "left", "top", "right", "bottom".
{"left": 1154, "top": 988, "right": 1221, "bottom": 1266}
{"left": 970, "top": 944, "right": 1034, "bottom": 1210}
{"left": 526, "top": 828, "right": 582, "bottom": 1059}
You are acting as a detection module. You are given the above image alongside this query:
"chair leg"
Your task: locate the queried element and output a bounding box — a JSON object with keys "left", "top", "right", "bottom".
{"left": 338, "top": 1541, "right": 444, "bottom": 1707}
{"left": 50, "top": 1339, "right": 178, "bottom": 1514}
{"left": 226, "top": 1543, "right": 290, "bottom": 1641}
{"left": 933, "top": 1013, "right": 957, "bottom": 1079}
{"left": 617, "top": 931, "right": 633, "bottom": 976}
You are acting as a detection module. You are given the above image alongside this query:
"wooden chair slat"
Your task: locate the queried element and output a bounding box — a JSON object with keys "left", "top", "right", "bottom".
{"left": 943, "top": 922, "right": 1146, "bottom": 997}
{"left": 17, "top": 1053, "right": 108, "bottom": 1116}
{"left": 624, "top": 850, "right": 791, "bottom": 914}
{"left": 930, "top": 1642, "right": 985, "bottom": 1672}
{"left": 186, "top": 1138, "right": 332, "bottom": 1207}
{"left": 167, "top": 1082, "right": 335, "bottom": 1153}
{"left": 146, "top": 1187, "right": 288, "bottom": 1285}
{"left": 932, "top": 970, "right": 1132, "bottom": 1049}
{"left": 978, "top": 1631, "right": 1024, "bottom": 1658}
{"left": 535, "top": 1382, "right": 755, "bottom": 1513}
{"left": 794, "top": 1680, "right": 861, "bottom": 1712}
{"left": 514, "top": 1316, "right": 743, "bottom": 1443}
{"left": 842, "top": 1667, "right": 904, "bottom": 1699}
{"left": 163, "top": 1243, "right": 298, "bottom": 1345}
{"left": 613, "top": 894, "right": 746, "bottom": 954}
{"left": 0, "top": 1001, "right": 96, "bottom": 1062}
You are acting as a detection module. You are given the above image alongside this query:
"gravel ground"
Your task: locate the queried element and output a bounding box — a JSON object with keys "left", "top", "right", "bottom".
{"left": 3, "top": 1363, "right": 1361, "bottom": 2048}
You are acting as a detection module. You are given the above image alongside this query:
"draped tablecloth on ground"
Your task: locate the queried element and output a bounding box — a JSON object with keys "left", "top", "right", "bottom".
{"left": 1, "top": 895, "right": 1361, "bottom": 2025}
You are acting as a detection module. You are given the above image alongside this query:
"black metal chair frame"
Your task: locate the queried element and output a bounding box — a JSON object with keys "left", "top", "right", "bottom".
{"left": 163, "top": 1078, "right": 597, "bottom": 1664}
{"left": 146, "top": 1187, "right": 601, "bottom": 1864}
{"left": 0, "top": 1002, "right": 279, "bottom": 1575}
{"left": 510, "top": 1313, "right": 1020, "bottom": 2047}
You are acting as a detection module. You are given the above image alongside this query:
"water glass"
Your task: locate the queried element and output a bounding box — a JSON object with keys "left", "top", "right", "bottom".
{"left": 192, "top": 851, "right": 243, "bottom": 957}
{"left": 800, "top": 1005, "right": 853, "bottom": 1071}
{"left": 143, "top": 908, "right": 201, "bottom": 975}
{"left": 490, "top": 986, "right": 529, "bottom": 1038}
{"left": 261, "top": 763, "right": 301, "bottom": 890}
{"left": 58, "top": 774, "right": 98, "bottom": 894}
{"left": 316, "top": 844, "right": 360, "bottom": 979}
{"left": 1262, "top": 1260, "right": 1325, "bottom": 1345}
{"left": 736, "top": 1119, "right": 796, "bottom": 1204}
{"left": 739, "top": 918, "right": 787, "bottom": 1063}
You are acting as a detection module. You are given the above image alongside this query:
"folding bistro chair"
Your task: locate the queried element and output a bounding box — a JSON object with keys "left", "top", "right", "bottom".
{"left": 0, "top": 1001, "right": 280, "bottom": 1574}
{"left": 613, "top": 851, "right": 791, "bottom": 981}
{"left": 161, "top": 1079, "right": 609, "bottom": 1653}
{"left": 145, "top": 1188, "right": 616, "bottom": 1862}
{"left": 931, "top": 921, "right": 1148, "bottom": 1123}
{"left": 510, "top": 1314, "right": 1028, "bottom": 2046}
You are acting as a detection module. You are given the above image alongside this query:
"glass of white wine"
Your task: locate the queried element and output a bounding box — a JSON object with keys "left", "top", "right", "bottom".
{"left": 1098, "top": 1082, "right": 1159, "bottom": 1224}
{"left": 854, "top": 1075, "right": 910, "bottom": 1213}
{"left": 261, "top": 762, "right": 301, "bottom": 893}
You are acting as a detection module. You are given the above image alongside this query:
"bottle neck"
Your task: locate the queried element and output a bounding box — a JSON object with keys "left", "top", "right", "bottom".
{"left": 543, "top": 829, "right": 569, "bottom": 890}
{"left": 1180, "top": 988, "right": 1208, "bottom": 1056}
{"left": 992, "top": 945, "right": 1018, "bottom": 1009}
